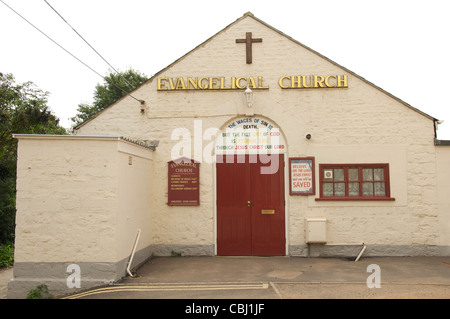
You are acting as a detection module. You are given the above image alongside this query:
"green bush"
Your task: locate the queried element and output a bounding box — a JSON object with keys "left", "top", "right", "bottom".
{"left": 27, "top": 284, "right": 53, "bottom": 299}
{"left": 0, "top": 244, "right": 14, "bottom": 268}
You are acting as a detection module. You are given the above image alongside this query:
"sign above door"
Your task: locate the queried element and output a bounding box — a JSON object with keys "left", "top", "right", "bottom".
{"left": 215, "top": 117, "right": 286, "bottom": 155}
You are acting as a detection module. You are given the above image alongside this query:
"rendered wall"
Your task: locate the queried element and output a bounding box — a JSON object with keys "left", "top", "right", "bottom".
{"left": 116, "top": 142, "right": 154, "bottom": 263}
{"left": 9, "top": 136, "right": 153, "bottom": 298}
{"left": 436, "top": 145, "right": 450, "bottom": 255}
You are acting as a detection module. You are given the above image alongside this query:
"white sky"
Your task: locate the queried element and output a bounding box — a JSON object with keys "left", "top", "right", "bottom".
{"left": 1, "top": 0, "right": 450, "bottom": 139}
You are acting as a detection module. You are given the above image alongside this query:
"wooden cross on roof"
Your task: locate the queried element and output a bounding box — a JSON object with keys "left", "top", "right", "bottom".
{"left": 235, "top": 32, "right": 262, "bottom": 64}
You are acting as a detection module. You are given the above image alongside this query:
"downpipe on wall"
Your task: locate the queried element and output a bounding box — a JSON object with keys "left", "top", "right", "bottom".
{"left": 127, "top": 229, "right": 141, "bottom": 277}
{"left": 355, "top": 243, "right": 367, "bottom": 262}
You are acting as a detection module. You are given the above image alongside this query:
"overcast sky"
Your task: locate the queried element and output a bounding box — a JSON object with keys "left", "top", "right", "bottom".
{"left": 2, "top": 0, "right": 449, "bottom": 139}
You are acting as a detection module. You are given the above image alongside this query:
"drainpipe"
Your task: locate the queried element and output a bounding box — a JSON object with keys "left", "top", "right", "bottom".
{"left": 355, "top": 243, "right": 367, "bottom": 262}
{"left": 127, "top": 229, "right": 141, "bottom": 277}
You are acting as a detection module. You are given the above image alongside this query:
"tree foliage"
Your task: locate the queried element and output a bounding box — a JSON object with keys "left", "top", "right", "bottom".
{"left": 0, "top": 72, "right": 67, "bottom": 244}
{"left": 70, "top": 68, "right": 148, "bottom": 128}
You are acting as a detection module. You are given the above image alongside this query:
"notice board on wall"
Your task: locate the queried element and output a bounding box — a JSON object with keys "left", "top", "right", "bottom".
{"left": 168, "top": 157, "right": 200, "bottom": 206}
{"left": 289, "top": 157, "right": 315, "bottom": 195}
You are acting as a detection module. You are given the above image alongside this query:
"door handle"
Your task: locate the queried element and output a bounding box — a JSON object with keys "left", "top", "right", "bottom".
{"left": 247, "top": 200, "right": 251, "bottom": 207}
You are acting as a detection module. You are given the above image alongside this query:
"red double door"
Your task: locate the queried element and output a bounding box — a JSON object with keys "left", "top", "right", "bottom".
{"left": 216, "top": 154, "right": 285, "bottom": 256}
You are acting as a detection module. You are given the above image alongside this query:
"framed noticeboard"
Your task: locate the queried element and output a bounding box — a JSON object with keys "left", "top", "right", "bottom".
{"left": 289, "top": 157, "right": 315, "bottom": 195}
{"left": 168, "top": 157, "right": 200, "bottom": 206}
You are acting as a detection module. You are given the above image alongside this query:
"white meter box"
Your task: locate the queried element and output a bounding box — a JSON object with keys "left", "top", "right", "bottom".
{"left": 306, "top": 218, "right": 327, "bottom": 243}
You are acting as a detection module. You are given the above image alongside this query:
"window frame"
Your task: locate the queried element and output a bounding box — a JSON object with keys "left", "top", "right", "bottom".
{"left": 316, "top": 163, "right": 395, "bottom": 201}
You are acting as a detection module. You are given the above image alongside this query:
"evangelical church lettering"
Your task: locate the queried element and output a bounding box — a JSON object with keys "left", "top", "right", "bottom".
{"left": 279, "top": 74, "right": 348, "bottom": 89}
{"left": 157, "top": 74, "right": 348, "bottom": 91}
{"left": 157, "top": 76, "right": 269, "bottom": 91}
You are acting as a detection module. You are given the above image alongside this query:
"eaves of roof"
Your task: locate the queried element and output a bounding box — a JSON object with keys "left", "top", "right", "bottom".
{"left": 13, "top": 134, "right": 156, "bottom": 151}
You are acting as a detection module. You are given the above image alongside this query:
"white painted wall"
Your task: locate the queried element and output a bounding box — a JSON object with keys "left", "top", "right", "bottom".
{"left": 61, "top": 14, "right": 450, "bottom": 253}
{"left": 14, "top": 136, "right": 154, "bottom": 263}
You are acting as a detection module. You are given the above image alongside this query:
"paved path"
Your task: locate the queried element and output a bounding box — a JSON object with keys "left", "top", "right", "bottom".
{"left": 62, "top": 256, "right": 450, "bottom": 299}
{"left": 3, "top": 256, "right": 449, "bottom": 299}
{"left": 0, "top": 267, "right": 13, "bottom": 299}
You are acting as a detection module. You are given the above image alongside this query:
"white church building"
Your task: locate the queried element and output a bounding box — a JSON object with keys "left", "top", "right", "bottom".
{"left": 8, "top": 12, "right": 450, "bottom": 298}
